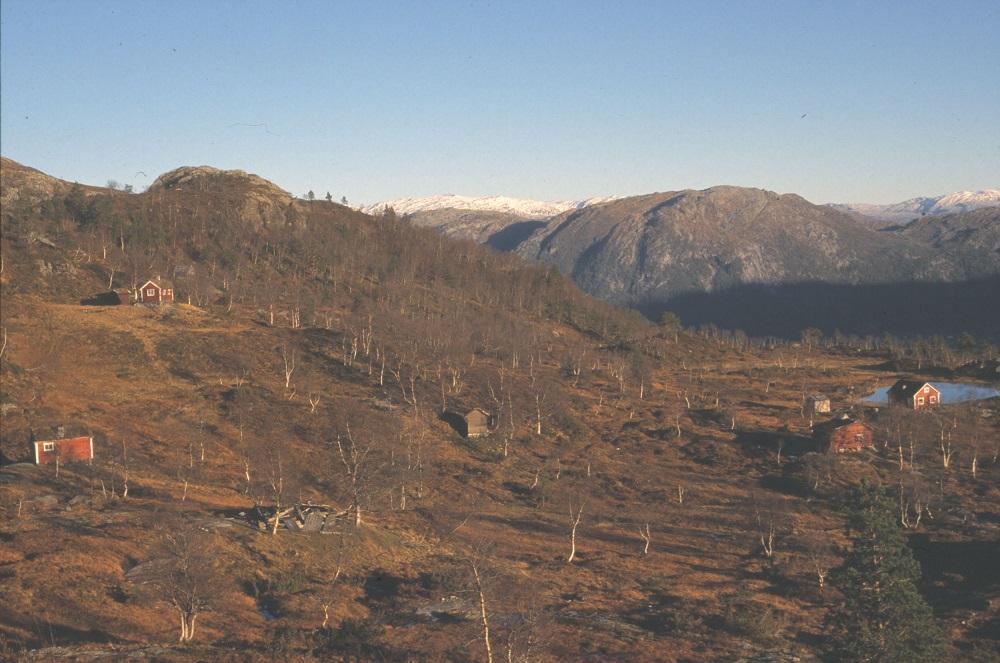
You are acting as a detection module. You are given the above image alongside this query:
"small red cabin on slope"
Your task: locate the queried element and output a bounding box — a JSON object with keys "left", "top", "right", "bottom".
{"left": 888, "top": 380, "right": 940, "bottom": 410}
{"left": 813, "top": 416, "right": 875, "bottom": 453}
{"left": 137, "top": 278, "right": 174, "bottom": 305}
{"left": 33, "top": 436, "right": 94, "bottom": 465}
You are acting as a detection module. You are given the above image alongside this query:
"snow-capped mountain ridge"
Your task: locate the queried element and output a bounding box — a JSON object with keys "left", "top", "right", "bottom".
{"left": 932, "top": 189, "right": 1000, "bottom": 213}
{"left": 361, "top": 194, "right": 619, "bottom": 219}
{"left": 831, "top": 189, "right": 1000, "bottom": 223}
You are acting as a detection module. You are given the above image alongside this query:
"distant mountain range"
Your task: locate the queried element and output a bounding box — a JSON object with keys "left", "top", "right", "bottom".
{"left": 361, "top": 194, "right": 618, "bottom": 219}
{"left": 366, "top": 183, "right": 998, "bottom": 336}
{"left": 367, "top": 188, "right": 1000, "bottom": 242}
{"left": 830, "top": 189, "right": 1000, "bottom": 225}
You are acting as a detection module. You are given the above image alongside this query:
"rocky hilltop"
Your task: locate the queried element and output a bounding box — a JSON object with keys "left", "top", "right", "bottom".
{"left": 146, "top": 165, "right": 295, "bottom": 230}
{"left": 149, "top": 165, "right": 291, "bottom": 200}
{"left": 1, "top": 156, "right": 75, "bottom": 206}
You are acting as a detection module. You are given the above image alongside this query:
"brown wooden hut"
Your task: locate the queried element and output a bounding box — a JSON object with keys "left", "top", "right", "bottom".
{"left": 443, "top": 408, "right": 495, "bottom": 438}
{"left": 813, "top": 415, "right": 875, "bottom": 453}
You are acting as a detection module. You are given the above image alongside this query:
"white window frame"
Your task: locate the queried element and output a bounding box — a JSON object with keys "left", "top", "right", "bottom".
{"left": 924, "top": 386, "right": 930, "bottom": 393}
{"left": 147, "top": 288, "right": 156, "bottom": 296}
{"left": 917, "top": 397, "right": 925, "bottom": 405}
{"left": 42, "top": 442, "right": 55, "bottom": 452}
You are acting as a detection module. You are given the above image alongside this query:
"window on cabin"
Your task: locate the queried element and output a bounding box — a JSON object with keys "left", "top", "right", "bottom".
{"left": 854, "top": 433, "right": 865, "bottom": 444}
{"left": 917, "top": 397, "right": 924, "bottom": 405}
{"left": 924, "top": 386, "right": 930, "bottom": 393}
{"left": 929, "top": 396, "right": 936, "bottom": 403}
{"left": 43, "top": 442, "right": 55, "bottom": 452}
{"left": 147, "top": 288, "right": 155, "bottom": 296}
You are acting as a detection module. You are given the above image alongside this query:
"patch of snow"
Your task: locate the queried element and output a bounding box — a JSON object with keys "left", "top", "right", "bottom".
{"left": 833, "top": 189, "right": 1000, "bottom": 222}
{"left": 361, "top": 194, "right": 619, "bottom": 219}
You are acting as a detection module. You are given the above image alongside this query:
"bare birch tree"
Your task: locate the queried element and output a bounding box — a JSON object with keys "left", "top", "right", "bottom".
{"left": 139, "top": 527, "right": 225, "bottom": 643}
{"left": 336, "top": 424, "right": 371, "bottom": 528}
{"left": 280, "top": 344, "right": 296, "bottom": 390}
{"left": 566, "top": 497, "right": 585, "bottom": 563}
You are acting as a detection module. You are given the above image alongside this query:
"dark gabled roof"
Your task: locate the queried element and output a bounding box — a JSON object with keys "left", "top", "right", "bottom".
{"left": 465, "top": 408, "right": 491, "bottom": 419}
{"left": 443, "top": 407, "right": 491, "bottom": 421}
{"left": 812, "top": 415, "right": 872, "bottom": 436}
{"left": 888, "top": 379, "right": 935, "bottom": 399}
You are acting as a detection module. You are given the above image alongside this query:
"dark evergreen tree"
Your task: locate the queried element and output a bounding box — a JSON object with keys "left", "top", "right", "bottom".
{"left": 830, "top": 482, "right": 946, "bottom": 662}
{"left": 64, "top": 182, "right": 88, "bottom": 223}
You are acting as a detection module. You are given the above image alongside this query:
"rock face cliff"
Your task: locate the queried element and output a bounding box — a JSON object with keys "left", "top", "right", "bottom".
{"left": 895, "top": 206, "right": 1000, "bottom": 277}
{"left": 516, "top": 186, "right": 958, "bottom": 306}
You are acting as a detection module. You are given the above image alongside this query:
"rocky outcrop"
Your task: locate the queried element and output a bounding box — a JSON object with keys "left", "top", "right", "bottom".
{"left": 148, "top": 165, "right": 294, "bottom": 230}
{"left": 1, "top": 157, "right": 71, "bottom": 207}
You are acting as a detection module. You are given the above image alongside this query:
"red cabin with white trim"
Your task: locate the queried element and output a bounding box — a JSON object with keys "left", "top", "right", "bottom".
{"left": 888, "top": 380, "right": 941, "bottom": 410}
{"left": 138, "top": 278, "right": 175, "bottom": 305}
{"left": 33, "top": 436, "right": 94, "bottom": 465}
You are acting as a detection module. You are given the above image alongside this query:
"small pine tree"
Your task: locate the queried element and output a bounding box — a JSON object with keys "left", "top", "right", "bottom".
{"left": 307, "top": 190, "right": 315, "bottom": 201}
{"left": 830, "top": 482, "right": 946, "bottom": 662}
{"left": 325, "top": 191, "right": 332, "bottom": 202}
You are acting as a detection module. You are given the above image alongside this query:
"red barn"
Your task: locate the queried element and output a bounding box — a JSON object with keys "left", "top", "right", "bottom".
{"left": 888, "top": 380, "right": 940, "bottom": 410}
{"left": 33, "top": 436, "right": 94, "bottom": 465}
{"left": 137, "top": 278, "right": 175, "bottom": 305}
{"left": 813, "top": 416, "right": 875, "bottom": 453}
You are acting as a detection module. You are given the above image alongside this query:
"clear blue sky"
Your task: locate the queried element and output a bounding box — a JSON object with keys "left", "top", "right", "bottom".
{"left": 2, "top": 0, "right": 998, "bottom": 204}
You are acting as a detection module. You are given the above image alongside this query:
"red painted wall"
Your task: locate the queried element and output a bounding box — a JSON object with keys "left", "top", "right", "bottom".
{"left": 828, "top": 422, "right": 874, "bottom": 453}
{"left": 912, "top": 385, "right": 940, "bottom": 410}
{"left": 139, "top": 283, "right": 174, "bottom": 304}
{"left": 33, "top": 437, "right": 93, "bottom": 465}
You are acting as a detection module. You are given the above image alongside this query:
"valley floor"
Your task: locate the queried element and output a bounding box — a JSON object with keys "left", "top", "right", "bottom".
{"left": 1, "top": 296, "right": 998, "bottom": 662}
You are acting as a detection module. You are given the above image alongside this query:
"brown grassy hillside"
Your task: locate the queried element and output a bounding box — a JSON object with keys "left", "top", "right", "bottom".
{"left": 1, "top": 161, "right": 998, "bottom": 662}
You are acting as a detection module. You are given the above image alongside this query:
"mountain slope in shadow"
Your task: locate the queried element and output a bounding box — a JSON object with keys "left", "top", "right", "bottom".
{"left": 641, "top": 276, "right": 1000, "bottom": 339}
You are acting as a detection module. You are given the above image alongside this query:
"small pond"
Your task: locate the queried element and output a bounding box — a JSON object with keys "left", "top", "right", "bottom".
{"left": 862, "top": 382, "right": 1000, "bottom": 405}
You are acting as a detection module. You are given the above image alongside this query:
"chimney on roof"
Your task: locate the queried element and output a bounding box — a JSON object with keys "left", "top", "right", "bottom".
{"left": 57, "top": 425, "right": 66, "bottom": 438}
